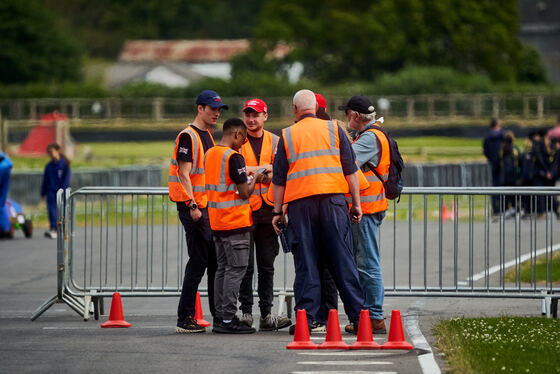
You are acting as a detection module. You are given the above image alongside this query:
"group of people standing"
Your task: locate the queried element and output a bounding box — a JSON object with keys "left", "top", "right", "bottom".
{"left": 172, "top": 89, "right": 391, "bottom": 336}
{"left": 484, "top": 117, "right": 560, "bottom": 218}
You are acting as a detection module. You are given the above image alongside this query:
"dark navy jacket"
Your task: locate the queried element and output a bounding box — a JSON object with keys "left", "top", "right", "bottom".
{"left": 483, "top": 129, "right": 504, "bottom": 172}
{"left": 41, "top": 159, "right": 71, "bottom": 197}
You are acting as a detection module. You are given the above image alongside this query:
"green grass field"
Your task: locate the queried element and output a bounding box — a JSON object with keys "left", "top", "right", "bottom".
{"left": 9, "top": 136, "right": 493, "bottom": 171}
{"left": 433, "top": 316, "right": 560, "bottom": 374}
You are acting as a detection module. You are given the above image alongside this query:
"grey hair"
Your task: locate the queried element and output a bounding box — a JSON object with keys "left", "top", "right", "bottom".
{"left": 350, "top": 110, "right": 376, "bottom": 123}
{"left": 293, "top": 89, "right": 317, "bottom": 111}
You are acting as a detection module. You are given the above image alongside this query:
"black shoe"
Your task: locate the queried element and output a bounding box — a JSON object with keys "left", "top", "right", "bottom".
{"left": 213, "top": 316, "right": 256, "bottom": 334}
{"left": 289, "top": 320, "right": 325, "bottom": 335}
{"left": 212, "top": 317, "right": 223, "bottom": 330}
{"left": 176, "top": 316, "right": 205, "bottom": 333}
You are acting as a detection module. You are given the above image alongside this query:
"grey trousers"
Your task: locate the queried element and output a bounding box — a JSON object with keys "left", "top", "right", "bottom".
{"left": 213, "top": 232, "right": 250, "bottom": 320}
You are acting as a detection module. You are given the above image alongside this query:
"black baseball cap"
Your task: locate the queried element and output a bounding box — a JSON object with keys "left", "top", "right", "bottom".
{"left": 338, "top": 95, "right": 375, "bottom": 114}
{"left": 196, "top": 90, "right": 229, "bottom": 109}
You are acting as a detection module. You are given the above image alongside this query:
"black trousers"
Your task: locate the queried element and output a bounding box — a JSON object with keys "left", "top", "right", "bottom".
{"left": 177, "top": 207, "right": 217, "bottom": 321}
{"left": 239, "top": 205, "right": 279, "bottom": 316}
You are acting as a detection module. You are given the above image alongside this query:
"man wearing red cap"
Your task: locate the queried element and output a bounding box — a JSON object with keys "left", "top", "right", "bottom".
{"left": 238, "top": 98, "right": 292, "bottom": 331}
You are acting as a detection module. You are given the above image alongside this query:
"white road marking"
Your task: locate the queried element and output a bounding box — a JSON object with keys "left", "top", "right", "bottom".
{"left": 297, "top": 361, "right": 393, "bottom": 366}
{"left": 297, "top": 352, "right": 398, "bottom": 356}
{"left": 293, "top": 371, "right": 396, "bottom": 374}
{"left": 42, "top": 325, "right": 167, "bottom": 330}
{"left": 405, "top": 300, "right": 441, "bottom": 374}
{"left": 309, "top": 336, "right": 384, "bottom": 341}
{"left": 468, "top": 243, "right": 560, "bottom": 282}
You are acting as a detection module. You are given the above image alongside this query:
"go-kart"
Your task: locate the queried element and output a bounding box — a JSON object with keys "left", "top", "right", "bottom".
{"left": 0, "top": 199, "right": 33, "bottom": 239}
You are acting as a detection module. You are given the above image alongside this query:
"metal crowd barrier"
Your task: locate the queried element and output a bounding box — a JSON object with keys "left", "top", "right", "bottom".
{"left": 32, "top": 186, "right": 560, "bottom": 321}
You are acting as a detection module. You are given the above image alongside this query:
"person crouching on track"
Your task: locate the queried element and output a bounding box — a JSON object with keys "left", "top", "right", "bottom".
{"left": 205, "top": 118, "right": 264, "bottom": 334}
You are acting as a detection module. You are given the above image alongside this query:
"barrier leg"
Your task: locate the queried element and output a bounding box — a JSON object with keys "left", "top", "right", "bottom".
{"left": 544, "top": 296, "right": 552, "bottom": 318}
{"left": 99, "top": 297, "right": 105, "bottom": 315}
{"left": 552, "top": 298, "right": 558, "bottom": 319}
{"left": 277, "top": 293, "right": 286, "bottom": 317}
{"left": 286, "top": 295, "right": 293, "bottom": 319}
{"left": 93, "top": 297, "right": 99, "bottom": 320}
{"left": 31, "top": 295, "right": 58, "bottom": 321}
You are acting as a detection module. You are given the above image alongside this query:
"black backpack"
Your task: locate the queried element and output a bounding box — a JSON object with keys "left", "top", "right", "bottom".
{"left": 365, "top": 125, "right": 404, "bottom": 201}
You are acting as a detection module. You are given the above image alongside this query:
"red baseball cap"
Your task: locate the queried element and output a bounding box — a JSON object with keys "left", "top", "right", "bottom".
{"left": 243, "top": 98, "right": 268, "bottom": 113}
{"left": 314, "top": 93, "right": 327, "bottom": 110}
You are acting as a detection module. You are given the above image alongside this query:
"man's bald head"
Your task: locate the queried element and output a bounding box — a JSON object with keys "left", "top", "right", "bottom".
{"left": 293, "top": 89, "right": 317, "bottom": 113}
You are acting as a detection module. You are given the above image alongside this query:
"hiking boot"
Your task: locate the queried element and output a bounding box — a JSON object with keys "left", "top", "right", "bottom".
{"left": 371, "top": 319, "right": 387, "bottom": 334}
{"left": 213, "top": 316, "right": 256, "bottom": 334}
{"left": 44, "top": 230, "right": 57, "bottom": 239}
{"left": 239, "top": 312, "right": 253, "bottom": 327}
{"left": 259, "top": 314, "right": 292, "bottom": 331}
{"left": 289, "top": 320, "right": 325, "bottom": 335}
{"left": 176, "top": 316, "right": 205, "bottom": 333}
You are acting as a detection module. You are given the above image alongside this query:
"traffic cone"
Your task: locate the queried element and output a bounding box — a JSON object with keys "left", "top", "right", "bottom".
{"left": 442, "top": 204, "right": 449, "bottom": 221}
{"left": 194, "top": 292, "right": 210, "bottom": 327}
{"left": 101, "top": 292, "right": 131, "bottom": 328}
{"left": 319, "top": 309, "right": 348, "bottom": 350}
{"left": 287, "top": 309, "right": 318, "bottom": 350}
{"left": 381, "top": 310, "right": 412, "bottom": 350}
{"left": 350, "top": 310, "right": 381, "bottom": 350}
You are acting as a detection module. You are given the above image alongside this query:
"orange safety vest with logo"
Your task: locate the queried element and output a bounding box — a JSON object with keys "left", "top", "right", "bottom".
{"left": 168, "top": 125, "right": 215, "bottom": 208}
{"left": 282, "top": 117, "right": 349, "bottom": 203}
{"left": 240, "top": 130, "right": 279, "bottom": 211}
{"left": 347, "top": 127, "right": 390, "bottom": 214}
{"left": 204, "top": 146, "right": 253, "bottom": 231}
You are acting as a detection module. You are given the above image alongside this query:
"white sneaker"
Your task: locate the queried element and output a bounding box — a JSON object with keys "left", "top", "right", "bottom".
{"left": 44, "top": 230, "right": 57, "bottom": 239}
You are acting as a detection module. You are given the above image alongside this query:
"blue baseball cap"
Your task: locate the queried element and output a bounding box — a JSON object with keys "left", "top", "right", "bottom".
{"left": 196, "top": 90, "right": 228, "bottom": 109}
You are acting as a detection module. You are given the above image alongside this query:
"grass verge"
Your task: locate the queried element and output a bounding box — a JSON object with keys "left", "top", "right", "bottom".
{"left": 505, "top": 251, "right": 560, "bottom": 283}
{"left": 433, "top": 316, "right": 560, "bottom": 374}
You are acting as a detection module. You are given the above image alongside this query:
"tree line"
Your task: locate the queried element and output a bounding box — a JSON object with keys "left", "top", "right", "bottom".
{"left": 0, "top": 0, "right": 549, "bottom": 88}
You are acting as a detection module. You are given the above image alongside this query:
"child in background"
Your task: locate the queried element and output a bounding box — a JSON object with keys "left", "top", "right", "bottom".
{"left": 41, "top": 143, "right": 71, "bottom": 239}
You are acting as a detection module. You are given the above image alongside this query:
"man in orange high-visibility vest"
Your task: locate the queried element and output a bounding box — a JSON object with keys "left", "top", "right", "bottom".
{"left": 237, "top": 99, "right": 292, "bottom": 331}
{"left": 170, "top": 90, "right": 227, "bottom": 333}
{"left": 339, "top": 96, "right": 389, "bottom": 335}
{"left": 205, "top": 118, "right": 265, "bottom": 334}
{"left": 271, "top": 89, "right": 365, "bottom": 331}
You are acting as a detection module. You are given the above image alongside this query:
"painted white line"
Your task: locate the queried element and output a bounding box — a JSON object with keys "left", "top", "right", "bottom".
{"left": 468, "top": 243, "right": 560, "bottom": 282}
{"left": 309, "top": 336, "right": 384, "bottom": 341}
{"left": 297, "top": 361, "right": 393, "bottom": 366}
{"left": 292, "top": 371, "right": 396, "bottom": 374}
{"left": 405, "top": 300, "right": 441, "bottom": 374}
{"left": 42, "top": 325, "right": 169, "bottom": 330}
{"left": 297, "top": 352, "right": 398, "bottom": 356}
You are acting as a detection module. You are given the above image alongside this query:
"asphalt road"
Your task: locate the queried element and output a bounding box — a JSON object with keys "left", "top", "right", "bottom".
{"left": 0, "top": 214, "right": 557, "bottom": 373}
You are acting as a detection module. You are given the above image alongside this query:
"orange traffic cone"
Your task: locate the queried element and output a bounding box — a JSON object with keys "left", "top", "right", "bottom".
{"left": 101, "top": 292, "right": 131, "bottom": 328}
{"left": 381, "top": 310, "right": 412, "bottom": 350}
{"left": 287, "top": 309, "right": 318, "bottom": 350}
{"left": 194, "top": 292, "right": 210, "bottom": 327}
{"left": 319, "top": 309, "right": 348, "bottom": 349}
{"left": 442, "top": 204, "right": 449, "bottom": 221}
{"left": 350, "top": 310, "right": 381, "bottom": 350}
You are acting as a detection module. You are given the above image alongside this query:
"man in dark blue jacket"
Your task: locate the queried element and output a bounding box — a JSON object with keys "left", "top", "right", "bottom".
{"left": 41, "top": 144, "right": 71, "bottom": 239}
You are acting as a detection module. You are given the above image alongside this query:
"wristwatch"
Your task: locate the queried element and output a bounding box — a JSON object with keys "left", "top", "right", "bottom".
{"left": 271, "top": 210, "right": 283, "bottom": 216}
{"left": 189, "top": 202, "right": 198, "bottom": 211}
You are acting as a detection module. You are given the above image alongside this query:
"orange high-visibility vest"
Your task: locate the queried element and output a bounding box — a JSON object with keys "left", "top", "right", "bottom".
{"left": 282, "top": 117, "right": 349, "bottom": 203}
{"left": 348, "top": 127, "right": 390, "bottom": 214}
{"left": 204, "top": 145, "right": 253, "bottom": 231}
{"left": 240, "top": 130, "right": 279, "bottom": 211}
{"left": 168, "top": 125, "right": 214, "bottom": 208}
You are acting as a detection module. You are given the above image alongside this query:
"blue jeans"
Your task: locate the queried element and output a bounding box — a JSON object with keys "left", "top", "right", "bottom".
{"left": 352, "top": 212, "right": 385, "bottom": 320}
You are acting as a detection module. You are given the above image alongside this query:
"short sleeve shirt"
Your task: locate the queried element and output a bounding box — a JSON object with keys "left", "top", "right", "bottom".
{"left": 176, "top": 125, "right": 214, "bottom": 162}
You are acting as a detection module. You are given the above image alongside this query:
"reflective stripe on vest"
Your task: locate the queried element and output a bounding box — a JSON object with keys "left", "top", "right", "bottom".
{"left": 282, "top": 118, "right": 349, "bottom": 203}
{"left": 204, "top": 146, "right": 252, "bottom": 231}
{"left": 240, "top": 130, "right": 279, "bottom": 211}
{"left": 347, "top": 127, "right": 390, "bottom": 214}
{"left": 168, "top": 125, "right": 214, "bottom": 207}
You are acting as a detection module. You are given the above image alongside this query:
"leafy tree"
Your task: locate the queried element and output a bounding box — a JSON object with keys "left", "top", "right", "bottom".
{"left": 43, "top": 0, "right": 263, "bottom": 58}
{"left": 0, "top": 0, "right": 83, "bottom": 84}
{"left": 254, "top": 0, "right": 546, "bottom": 83}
